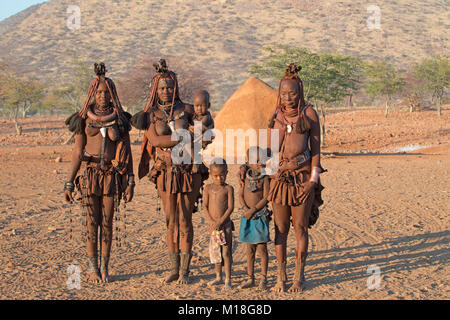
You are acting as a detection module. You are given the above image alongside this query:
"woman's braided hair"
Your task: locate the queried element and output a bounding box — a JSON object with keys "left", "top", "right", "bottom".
{"left": 78, "top": 62, "right": 125, "bottom": 119}
{"left": 268, "top": 63, "right": 309, "bottom": 133}
{"left": 142, "top": 59, "right": 182, "bottom": 121}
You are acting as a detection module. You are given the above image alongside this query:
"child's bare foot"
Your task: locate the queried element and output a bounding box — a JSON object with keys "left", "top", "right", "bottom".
{"left": 86, "top": 272, "right": 102, "bottom": 284}
{"left": 240, "top": 277, "right": 255, "bottom": 289}
{"left": 224, "top": 279, "right": 232, "bottom": 290}
{"left": 163, "top": 272, "right": 179, "bottom": 284}
{"left": 208, "top": 277, "right": 223, "bottom": 286}
{"left": 271, "top": 280, "right": 286, "bottom": 292}
{"left": 258, "top": 278, "right": 268, "bottom": 290}
{"left": 101, "top": 271, "right": 111, "bottom": 283}
{"left": 177, "top": 274, "right": 189, "bottom": 285}
{"left": 288, "top": 280, "right": 305, "bottom": 293}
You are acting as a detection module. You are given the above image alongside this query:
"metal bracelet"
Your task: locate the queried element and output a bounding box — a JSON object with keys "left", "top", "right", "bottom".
{"left": 64, "top": 181, "right": 74, "bottom": 191}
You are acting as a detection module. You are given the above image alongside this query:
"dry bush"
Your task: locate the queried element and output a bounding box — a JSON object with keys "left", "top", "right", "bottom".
{"left": 117, "top": 56, "right": 210, "bottom": 112}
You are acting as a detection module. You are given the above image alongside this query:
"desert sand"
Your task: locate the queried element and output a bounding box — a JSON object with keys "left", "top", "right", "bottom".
{"left": 0, "top": 106, "right": 448, "bottom": 300}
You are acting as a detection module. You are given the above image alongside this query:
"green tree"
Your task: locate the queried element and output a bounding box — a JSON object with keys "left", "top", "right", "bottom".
{"left": 0, "top": 64, "right": 45, "bottom": 134}
{"left": 364, "top": 60, "right": 405, "bottom": 117}
{"left": 403, "top": 67, "right": 425, "bottom": 113}
{"left": 414, "top": 55, "right": 449, "bottom": 116}
{"left": 53, "top": 55, "right": 92, "bottom": 113}
{"left": 250, "top": 44, "right": 362, "bottom": 145}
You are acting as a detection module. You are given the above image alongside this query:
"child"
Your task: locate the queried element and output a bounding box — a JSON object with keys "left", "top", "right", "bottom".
{"left": 203, "top": 158, "right": 234, "bottom": 289}
{"left": 190, "top": 90, "right": 214, "bottom": 182}
{"left": 239, "top": 146, "right": 271, "bottom": 290}
{"left": 189, "top": 90, "right": 214, "bottom": 134}
{"left": 189, "top": 90, "right": 214, "bottom": 149}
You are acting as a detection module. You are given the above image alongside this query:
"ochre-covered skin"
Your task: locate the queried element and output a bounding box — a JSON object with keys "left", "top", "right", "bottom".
{"left": 265, "top": 69, "right": 326, "bottom": 293}
{"left": 134, "top": 68, "right": 204, "bottom": 285}
{"left": 64, "top": 79, "right": 134, "bottom": 284}
{"left": 203, "top": 165, "right": 234, "bottom": 289}
{"left": 239, "top": 151, "right": 270, "bottom": 290}
{"left": 147, "top": 97, "right": 202, "bottom": 256}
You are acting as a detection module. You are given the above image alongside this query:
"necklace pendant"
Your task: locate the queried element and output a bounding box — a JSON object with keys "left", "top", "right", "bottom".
{"left": 286, "top": 124, "right": 292, "bottom": 133}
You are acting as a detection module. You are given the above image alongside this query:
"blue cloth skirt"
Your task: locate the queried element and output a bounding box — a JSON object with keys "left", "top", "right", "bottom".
{"left": 239, "top": 215, "right": 270, "bottom": 244}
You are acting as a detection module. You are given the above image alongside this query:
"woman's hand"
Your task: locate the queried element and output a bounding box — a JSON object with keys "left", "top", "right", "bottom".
{"left": 237, "top": 165, "right": 248, "bottom": 188}
{"left": 298, "top": 181, "right": 317, "bottom": 203}
{"left": 124, "top": 185, "right": 135, "bottom": 203}
{"left": 64, "top": 190, "right": 74, "bottom": 204}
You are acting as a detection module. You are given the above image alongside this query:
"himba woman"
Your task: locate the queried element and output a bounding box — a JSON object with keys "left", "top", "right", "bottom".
{"left": 266, "top": 63, "right": 326, "bottom": 293}
{"left": 64, "top": 63, "right": 134, "bottom": 284}
{"left": 131, "top": 59, "right": 204, "bottom": 285}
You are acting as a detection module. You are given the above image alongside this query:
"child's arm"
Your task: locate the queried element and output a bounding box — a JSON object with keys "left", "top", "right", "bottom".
{"left": 217, "top": 185, "right": 234, "bottom": 228}
{"left": 253, "top": 176, "right": 270, "bottom": 211}
{"left": 203, "top": 185, "right": 216, "bottom": 228}
{"left": 243, "top": 177, "right": 270, "bottom": 219}
{"left": 239, "top": 184, "right": 250, "bottom": 210}
{"left": 205, "top": 115, "right": 214, "bottom": 130}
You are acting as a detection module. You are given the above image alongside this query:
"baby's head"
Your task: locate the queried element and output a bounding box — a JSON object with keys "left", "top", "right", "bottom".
{"left": 209, "top": 157, "right": 227, "bottom": 186}
{"left": 193, "top": 90, "right": 210, "bottom": 116}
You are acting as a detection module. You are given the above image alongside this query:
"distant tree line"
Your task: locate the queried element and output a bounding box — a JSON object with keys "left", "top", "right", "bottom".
{"left": 0, "top": 48, "right": 448, "bottom": 137}
{"left": 0, "top": 56, "right": 209, "bottom": 134}
{"left": 249, "top": 44, "right": 449, "bottom": 144}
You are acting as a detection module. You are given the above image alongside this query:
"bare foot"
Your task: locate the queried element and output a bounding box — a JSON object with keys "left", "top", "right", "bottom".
{"left": 258, "top": 278, "right": 268, "bottom": 290}
{"left": 240, "top": 277, "right": 255, "bottom": 289}
{"left": 101, "top": 271, "right": 111, "bottom": 283}
{"left": 208, "top": 277, "right": 223, "bottom": 286}
{"left": 224, "top": 279, "right": 232, "bottom": 290}
{"left": 271, "top": 280, "right": 286, "bottom": 292}
{"left": 163, "top": 272, "right": 179, "bottom": 284}
{"left": 86, "top": 272, "right": 102, "bottom": 284}
{"left": 288, "top": 280, "right": 305, "bottom": 293}
{"left": 177, "top": 274, "right": 189, "bottom": 285}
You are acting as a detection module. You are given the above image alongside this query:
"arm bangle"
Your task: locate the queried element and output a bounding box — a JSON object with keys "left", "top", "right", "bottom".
{"left": 309, "top": 166, "right": 321, "bottom": 183}
{"left": 64, "top": 181, "right": 75, "bottom": 191}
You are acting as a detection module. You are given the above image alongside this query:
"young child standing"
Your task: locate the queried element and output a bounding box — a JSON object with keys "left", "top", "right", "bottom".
{"left": 203, "top": 158, "right": 234, "bottom": 289}
{"left": 239, "top": 146, "right": 271, "bottom": 290}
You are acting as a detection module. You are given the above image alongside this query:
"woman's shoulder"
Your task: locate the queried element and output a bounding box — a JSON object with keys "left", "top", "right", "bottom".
{"left": 117, "top": 111, "right": 132, "bottom": 134}
{"left": 65, "top": 112, "right": 86, "bottom": 134}
{"left": 183, "top": 102, "right": 194, "bottom": 116}
{"left": 304, "top": 104, "right": 319, "bottom": 121}
{"left": 172, "top": 102, "right": 193, "bottom": 118}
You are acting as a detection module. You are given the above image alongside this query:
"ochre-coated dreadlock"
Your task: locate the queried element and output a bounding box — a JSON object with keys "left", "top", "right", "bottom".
{"left": 268, "top": 63, "right": 310, "bottom": 133}
{"left": 78, "top": 62, "right": 125, "bottom": 119}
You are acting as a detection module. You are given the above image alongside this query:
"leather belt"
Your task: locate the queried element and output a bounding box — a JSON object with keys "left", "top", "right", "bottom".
{"left": 280, "top": 149, "right": 311, "bottom": 167}
{"left": 81, "top": 152, "right": 111, "bottom": 165}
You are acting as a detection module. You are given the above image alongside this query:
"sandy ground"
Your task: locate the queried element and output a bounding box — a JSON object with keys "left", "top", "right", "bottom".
{"left": 0, "top": 107, "right": 448, "bottom": 300}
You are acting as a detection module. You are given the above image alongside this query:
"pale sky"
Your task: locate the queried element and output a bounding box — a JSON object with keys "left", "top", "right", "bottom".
{"left": 0, "top": 0, "right": 48, "bottom": 22}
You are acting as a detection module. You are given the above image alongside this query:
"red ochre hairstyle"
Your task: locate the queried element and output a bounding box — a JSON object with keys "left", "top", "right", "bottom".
{"left": 268, "top": 63, "right": 310, "bottom": 133}
{"left": 78, "top": 62, "right": 125, "bottom": 119}
{"left": 142, "top": 59, "right": 182, "bottom": 120}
